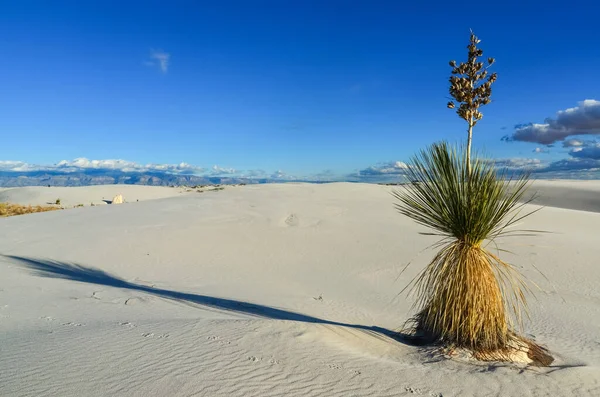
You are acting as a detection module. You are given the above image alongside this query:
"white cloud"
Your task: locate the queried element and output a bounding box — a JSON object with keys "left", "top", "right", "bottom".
{"left": 147, "top": 50, "right": 170, "bottom": 73}
{"left": 270, "top": 170, "right": 297, "bottom": 180}
{"left": 570, "top": 142, "right": 600, "bottom": 160}
{"left": 232, "top": 169, "right": 299, "bottom": 180}
{"left": 562, "top": 139, "right": 585, "bottom": 148}
{"left": 210, "top": 165, "right": 236, "bottom": 175}
{"left": 491, "top": 156, "right": 600, "bottom": 175}
{"left": 0, "top": 161, "right": 34, "bottom": 172}
{"left": 59, "top": 158, "right": 202, "bottom": 173}
{"left": 3, "top": 155, "right": 598, "bottom": 184}
{"left": 492, "top": 158, "right": 545, "bottom": 170}
{"left": 532, "top": 147, "right": 549, "bottom": 154}
{"left": 0, "top": 158, "right": 304, "bottom": 181}
{"left": 353, "top": 155, "right": 600, "bottom": 182}
{"left": 237, "top": 169, "right": 268, "bottom": 178}
{"left": 540, "top": 158, "right": 600, "bottom": 173}
{"left": 358, "top": 161, "right": 409, "bottom": 176}
{"left": 0, "top": 158, "right": 204, "bottom": 174}
{"left": 351, "top": 158, "right": 551, "bottom": 183}
{"left": 504, "top": 99, "right": 600, "bottom": 144}
{"left": 348, "top": 161, "right": 410, "bottom": 183}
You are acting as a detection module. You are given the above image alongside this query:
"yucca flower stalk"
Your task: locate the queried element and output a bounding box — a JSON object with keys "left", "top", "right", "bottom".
{"left": 393, "top": 32, "right": 553, "bottom": 365}
{"left": 447, "top": 31, "right": 496, "bottom": 176}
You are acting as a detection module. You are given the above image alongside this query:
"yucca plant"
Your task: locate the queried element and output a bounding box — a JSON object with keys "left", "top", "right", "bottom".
{"left": 393, "top": 32, "right": 553, "bottom": 365}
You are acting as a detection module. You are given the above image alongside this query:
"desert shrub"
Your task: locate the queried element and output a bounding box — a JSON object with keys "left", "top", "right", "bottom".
{"left": 393, "top": 32, "right": 552, "bottom": 365}
{"left": 1, "top": 203, "right": 61, "bottom": 217}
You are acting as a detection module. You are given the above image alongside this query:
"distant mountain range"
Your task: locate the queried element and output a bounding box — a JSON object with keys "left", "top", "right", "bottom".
{"left": 0, "top": 170, "right": 278, "bottom": 187}
{"left": 1, "top": 169, "right": 594, "bottom": 188}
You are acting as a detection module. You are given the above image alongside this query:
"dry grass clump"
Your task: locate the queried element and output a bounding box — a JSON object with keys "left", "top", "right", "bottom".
{"left": 0, "top": 203, "right": 62, "bottom": 217}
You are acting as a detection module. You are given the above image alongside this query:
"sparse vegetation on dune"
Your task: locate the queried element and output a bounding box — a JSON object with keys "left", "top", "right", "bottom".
{"left": 0, "top": 203, "right": 62, "bottom": 217}
{"left": 393, "top": 32, "right": 553, "bottom": 365}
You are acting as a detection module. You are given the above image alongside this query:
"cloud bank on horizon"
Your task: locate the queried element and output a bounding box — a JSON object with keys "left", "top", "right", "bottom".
{"left": 503, "top": 100, "right": 600, "bottom": 166}
{"left": 504, "top": 100, "right": 600, "bottom": 146}
{"left": 1, "top": 152, "right": 599, "bottom": 183}
{"left": 499, "top": 99, "right": 600, "bottom": 175}
{"left": 0, "top": 158, "right": 301, "bottom": 181}
{"left": 0, "top": 158, "right": 202, "bottom": 174}
{"left": 357, "top": 156, "right": 600, "bottom": 181}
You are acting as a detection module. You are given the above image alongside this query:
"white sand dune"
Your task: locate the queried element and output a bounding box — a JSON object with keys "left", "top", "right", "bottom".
{"left": 0, "top": 185, "right": 190, "bottom": 207}
{"left": 1, "top": 181, "right": 599, "bottom": 396}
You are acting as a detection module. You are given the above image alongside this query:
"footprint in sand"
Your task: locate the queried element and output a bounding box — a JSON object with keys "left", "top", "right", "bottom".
{"left": 124, "top": 296, "right": 151, "bottom": 305}
{"left": 247, "top": 356, "right": 262, "bottom": 362}
{"left": 119, "top": 322, "right": 136, "bottom": 328}
{"left": 142, "top": 332, "right": 169, "bottom": 338}
{"left": 207, "top": 335, "right": 231, "bottom": 345}
{"left": 62, "top": 322, "right": 85, "bottom": 327}
{"left": 405, "top": 386, "right": 438, "bottom": 395}
{"left": 284, "top": 213, "right": 299, "bottom": 227}
{"left": 327, "top": 363, "right": 342, "bottom": 370}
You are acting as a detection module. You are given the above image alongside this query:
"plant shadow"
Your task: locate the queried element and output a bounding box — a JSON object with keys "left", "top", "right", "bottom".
{"left": 5, "top": 255, "right": 418, "bottom": 346}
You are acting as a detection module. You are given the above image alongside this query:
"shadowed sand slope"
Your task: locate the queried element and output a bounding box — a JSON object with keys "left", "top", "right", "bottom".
{"left": 526, "top": 180, "right": 600, "bottom": 213}
{"left": 5, "top": 255, "right": 403, "bottom": 340}
{"left": 0, "top": 182, "right": 599, "bottom": 396}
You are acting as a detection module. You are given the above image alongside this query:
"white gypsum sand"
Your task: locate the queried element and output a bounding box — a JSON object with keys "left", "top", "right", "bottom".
{"left": 0, "top": 185, "right": 192, "bottom": 207}
{"left": 0, "top": 181, "right": 599, "bottom": 396}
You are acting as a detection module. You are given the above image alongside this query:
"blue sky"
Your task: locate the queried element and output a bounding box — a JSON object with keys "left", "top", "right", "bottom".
{"left": 1, "top": 1, "right": 599, "bottom": 181}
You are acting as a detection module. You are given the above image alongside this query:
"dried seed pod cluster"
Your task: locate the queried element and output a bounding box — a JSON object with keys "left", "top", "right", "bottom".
{"left": 447, "top": 31, "right": 497, "bottom": 127}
